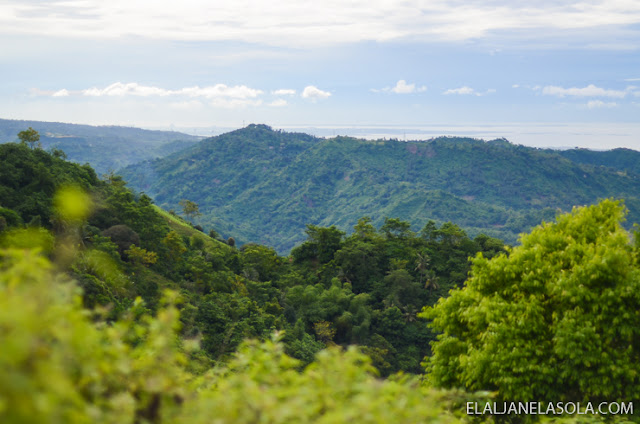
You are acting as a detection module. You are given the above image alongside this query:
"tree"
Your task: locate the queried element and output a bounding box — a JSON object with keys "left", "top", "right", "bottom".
{"left": 423, "top": 200, "right": 640, "bottom": 403}
{"left": 125, "top": 244, "right": 158, "bottom": 266}
{"left": 179, "top": 199, "right": 201, "bottom": 221}
{"left": 291, "top": 224, "right": 344, "bottom": 265}
{"left": 102, "top": 224, "right": 140, "bottom": 255}
{"left": 162, "top": 230, "right": 187, "bottom": 262}
{"left": 17, "top": 127, "right": 41, "bottom": 149}
{"left": 414, "top": 252, "right": 431, "bottom": 286}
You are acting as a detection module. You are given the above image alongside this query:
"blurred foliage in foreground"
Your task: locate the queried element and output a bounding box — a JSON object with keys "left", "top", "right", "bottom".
{"left": 0, "top": 247, "right": 464, "bottom": 424}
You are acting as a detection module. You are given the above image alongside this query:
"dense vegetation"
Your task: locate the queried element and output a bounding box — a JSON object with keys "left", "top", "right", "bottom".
{"left": 556, "top": 147, "right": 640, "bottom": 177}
{"left": 0, "top": 140, "right": 505, "bottom": 376}
{"left": 0, "top": 118, "right": 200, "bottom": 173}
{"left": 425, "top": 199, "right": 640, "bottom": 403}
{"left": 121, "top": 124, "right": 640, "bottom": 253}
{"left": 2, "top": 134, "right": 639, "bottom": 422}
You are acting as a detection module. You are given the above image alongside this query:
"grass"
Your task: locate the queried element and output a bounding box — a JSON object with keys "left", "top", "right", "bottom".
{"left": 152, "top": 205, "right": 232, "bottom": 252}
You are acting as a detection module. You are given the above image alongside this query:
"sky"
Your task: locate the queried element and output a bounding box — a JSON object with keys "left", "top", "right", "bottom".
{"left": 1, "top": 0, "right": 640, "bottom": 150}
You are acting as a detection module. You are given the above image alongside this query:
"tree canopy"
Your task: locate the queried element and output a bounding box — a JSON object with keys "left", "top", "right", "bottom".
{"left": 424, "top": 199, "right": 640, "bottom": 402}
{"left": 17, "top": 127, "right": 40, "bottom": 149}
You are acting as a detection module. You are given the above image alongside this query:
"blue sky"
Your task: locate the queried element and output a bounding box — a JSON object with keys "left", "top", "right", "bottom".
{"left": 1, "top": 0, "right": 640, "bottom": 149}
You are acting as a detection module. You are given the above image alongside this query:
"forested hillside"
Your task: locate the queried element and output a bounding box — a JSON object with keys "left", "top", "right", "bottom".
{"left": 556, "top": 147, "right": 640, "bottom": 176}
{"left": 2, "top": 137, "right": 639, "bottom": 422}
{"left": 122, "top": 124, "right": 640, "bottom": 253}
{"left": 0, "top": 118, "right": 200, "bottom": 173}
{"left": 0, "top": 140, "right": 505, "bottom": 376}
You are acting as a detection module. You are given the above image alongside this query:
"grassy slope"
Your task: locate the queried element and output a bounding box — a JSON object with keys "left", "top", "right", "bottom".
{"left": 152, "top": 205, "right": 232, "bottom": 252}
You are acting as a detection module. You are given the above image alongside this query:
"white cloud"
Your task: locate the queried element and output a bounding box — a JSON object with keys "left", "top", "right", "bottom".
{"left": 272, "top": 89, "right": 296, "bottom": 96}
{"left": 301, "top": 85, "right": 331, "bottom": 100}
{"left": 52, "top": 89, "right": 69, "bottom": 97}
{"left": 586, "top": 100, "right": 618, "bottom": 109}
{"left": 372, "top": 80, "right": 427, "bottom": 94}
{"left": 178, "top": 84, "right": 262, "bottom": 99}
{"left": 392, "top": 80, "right": 426, "bottom": 94}
{"left": 82, "top": 82, "right": 171, "bottom": 97}
{"left": 443, "top": 86, "right": 495, "bottom": 96}
{"left": 512, "top": 84, "right": 520, "bottom": 89}
{"left": 2, "top": 1, "right": 639, "bottom": 47}
{"left": 39, "top": 82, "right": 263, "bottom": 100}
{"left": 444, "top": 86, "right": 475, "bottom": 95}
{"left": 269, "top": 99, "right": 288, "bottom": 107}
{"left": 542, "top": 84, "right": 627, "bottom": 98}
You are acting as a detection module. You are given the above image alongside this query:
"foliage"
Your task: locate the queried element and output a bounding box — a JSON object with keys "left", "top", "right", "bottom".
{"left": 0, "top": 246, "right": 469, "bottom": 424}
{"left": 0, "top": 118, "right": 201, "bottom": 173}
{"left": 102, "top": 225, "right": 140, "bottom": 255}
{"left": 121, "top": 125, "right": 640, "bottom": 253}
{"left": 0, "top": 139, "right": 506, "bottom": 375}
{"left": 125, "top": 244, "right": 158, "bottom": 266}
{"left": 17, "top": 127, "right": 41, "bottom": 149}
{"left": 423, "top": 200, "right": 640, "bottom": 402}
{"left": 0, "top": 248, "right": 189, "bottom": 423}
{"left": 2, "top": 129, "right": 640, "bottom": 422}
{"left": 179, "top": 199, "right": 201, "bottom": 221}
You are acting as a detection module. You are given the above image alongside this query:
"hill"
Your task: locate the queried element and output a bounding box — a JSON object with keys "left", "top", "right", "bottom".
{"left": 121, "top": 124, "right": 640, "bottom": 253}
{"left": 0, "top": 139, "right": 508, "bottom": 376}
{"left": 556, "top": 147, "right": 640, "bottom": 176}
{"left": 0, "top": 118, "right": 201, "bottom": 173}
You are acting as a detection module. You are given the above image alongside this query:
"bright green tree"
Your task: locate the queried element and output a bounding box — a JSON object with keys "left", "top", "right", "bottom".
{"left": 423, "top": 199, "right": 640, "bottom": 403}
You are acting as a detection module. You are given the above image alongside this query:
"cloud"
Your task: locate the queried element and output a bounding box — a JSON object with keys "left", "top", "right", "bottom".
{"left": 586, "top": 100, "right": 618, "bottom": 109}
{"left": 542, "top": 84, "right": 627, "bottom": 98}
{"left": 269, "top": 99, "right": 288, "bottom": 107}
{"left": 512, "top": 84, "right": 520, "bottom": 89}
{"left": 372, "top": 80, "right": 427, "bottom": 94}
{"left": 391, "top": 80, "right": 426, "bottom": 94}
{"left": 443, "top": 86, "right": 495, "bottom": 96}
{"left": 301, "top": 85, "right": 331, "bottom": 100}
{"left": 272, "top": 89, "right": 296, "bottom": 96}
{"left": 177, "top": 84, "right": 262, "bottom": 99}
{"left": 52, "top": 89, "right": 69, "bottom": 97}
{"left": 38, "top": 82, "right": 263, "bottom": 100}
{"left": 82, "top": 82, "right": 171, "bottom": 97}
{"left": 2, "top": 1, "right": 639, "bottom": 47}
{"left": 444, "top": 86, "right": 475, "bottom": 95}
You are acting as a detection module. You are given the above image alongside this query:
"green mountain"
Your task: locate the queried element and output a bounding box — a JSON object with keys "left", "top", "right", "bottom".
{"left": 0, "top": 138, "right": 507, "bottom": 377}
{"left": 121, "top": 124, "right": 640, "bottom": 253}
{"left": 556, "top": 147, "right": 640, "bottom": 176}
{"left": 0, "top": 118, "right": 201, "bottom": 173}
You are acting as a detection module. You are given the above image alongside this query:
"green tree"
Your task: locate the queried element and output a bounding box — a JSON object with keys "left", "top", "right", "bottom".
{"left": 179, "top": 199, "right": 201, "bottom": 221}
{"left": 414, "top": 252, "right": 430, "bottom": 286}
{"left": 423, "top": 199, "right": 640, "bottom": 403}
{"left": 17, "top": 127, "right": 41, "bottom": 149}
{"left": 162, "top": 230, "right": 187, "bottom": 263}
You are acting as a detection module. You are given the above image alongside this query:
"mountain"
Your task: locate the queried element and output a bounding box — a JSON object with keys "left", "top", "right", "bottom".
{"left": 0, "top": 138, "right": 507, "bottom": 377}
{"left": 121, "top": 124, "right": 640, "bottom": 253}
{"left": 0, "top": 118, "right": 201, "bottom": 173}
{"left": 556, "top": 147, "right": 640, "bottom": 176}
